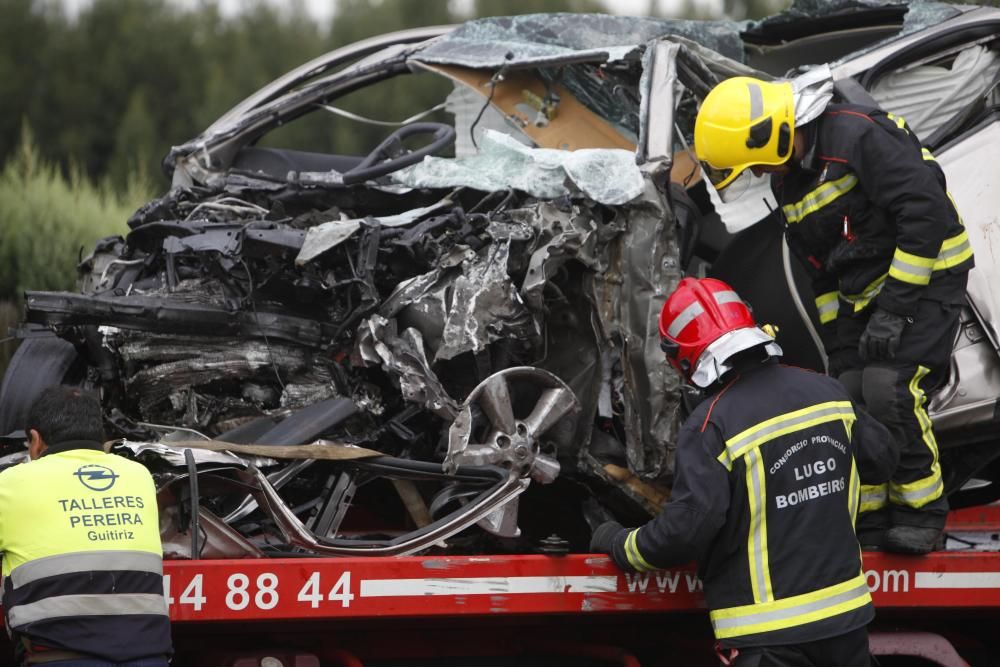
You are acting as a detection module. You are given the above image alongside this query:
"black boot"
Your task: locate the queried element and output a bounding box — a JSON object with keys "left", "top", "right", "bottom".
{"left": 884, "top": 526, "right": 944, "bottom": 554}
{"left": 884, "top": 503, "right": 947, "bottom": 555}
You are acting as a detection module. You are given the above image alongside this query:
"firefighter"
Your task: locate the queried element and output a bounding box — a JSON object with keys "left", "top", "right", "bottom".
{"left": 591, "top": 277, "right": 896, "bottom": 666}
{"left": 692, "top": 76, "right": 973, "bottom": 554}
{"left": 0, "top": 386, "right": 172, "bottom": 666}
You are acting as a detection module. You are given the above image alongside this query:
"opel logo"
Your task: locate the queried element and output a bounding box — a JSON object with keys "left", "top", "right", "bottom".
{"left": 74, "top": 464, "right": 119, "bottom": 492}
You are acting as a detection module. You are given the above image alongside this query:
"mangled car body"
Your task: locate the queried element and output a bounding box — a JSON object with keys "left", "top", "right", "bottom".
{"left": 2, "top": 2, "right": 1000, "bottom": 558}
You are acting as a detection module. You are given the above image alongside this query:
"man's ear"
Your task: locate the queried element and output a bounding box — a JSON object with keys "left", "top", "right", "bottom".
{"left": 28, "top": 429, "right": 47, "bottom": 461}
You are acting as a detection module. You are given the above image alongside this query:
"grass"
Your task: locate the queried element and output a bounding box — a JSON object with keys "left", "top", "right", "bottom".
{"left": 0, "top": 128, "right": 156, "bottom": 376}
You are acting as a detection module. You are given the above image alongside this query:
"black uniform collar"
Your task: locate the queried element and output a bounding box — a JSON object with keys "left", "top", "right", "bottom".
{"left": 43, "top": 440, "right": 105, "bottom": 456}
{"left": 795, "top": 119, "right": 822, "bottom": 173}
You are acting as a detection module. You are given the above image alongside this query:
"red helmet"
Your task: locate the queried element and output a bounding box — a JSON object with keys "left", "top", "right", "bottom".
{"left": 659, "top": 277, "right": 780, "bottom": 387}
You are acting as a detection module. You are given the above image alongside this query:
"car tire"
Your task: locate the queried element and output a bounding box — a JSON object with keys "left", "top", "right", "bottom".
{"left": 0, "top": 336, "right": 88, "bottom": 437}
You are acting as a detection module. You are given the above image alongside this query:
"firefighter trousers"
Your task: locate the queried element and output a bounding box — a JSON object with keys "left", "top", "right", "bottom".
{"left": 728, "top": 626, "right": 871, "bottom": 666}
{"left": 836, "top": 296, "right": 963, "bottom": 529}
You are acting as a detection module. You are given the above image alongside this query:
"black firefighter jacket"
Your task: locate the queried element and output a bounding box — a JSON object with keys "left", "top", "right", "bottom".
{"left": 605, "top": 361, "right": 897, "bottom": 648}
{"left": 773, "top": 103, "right": 973, "bottom": 347}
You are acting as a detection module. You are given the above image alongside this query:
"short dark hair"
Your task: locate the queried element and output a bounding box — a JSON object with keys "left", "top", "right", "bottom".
{"left": 25, "top": 386, "right": 105, "bottom": 445}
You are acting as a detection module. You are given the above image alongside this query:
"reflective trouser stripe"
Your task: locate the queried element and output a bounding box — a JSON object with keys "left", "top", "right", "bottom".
{"left": 922, "top": 147, "right": 935, "bottom": 161}
{"left": 719, "top": 402, "right": 856, "bottom": 470}
{"left": 890, "top": 366, "right": 943, "bottom": 508}
{"left": 745, "top": 448, "right": 773, "bottom": 603}
{"left": 8, "top": 593, "right": 168, "bottom": 628}
{"left": 625, "top": 529, "right": 655, "bottom": 572}
{"left": 860, "top": 483, "right": 888, "bottom": 513}
{"left": 849, "top": 459, "right": 860, "bottom": 523}
{"left": 11, "top": 551, "right": 163, "bottom": 589}
{"left": 709, "top": 574, "right": 872, "bottom": 639}
{"left": 782, "top": 174, "right": 858, "bottom": 224}
{"left": 815, "top": 291, "right": 839, "bottom": 325}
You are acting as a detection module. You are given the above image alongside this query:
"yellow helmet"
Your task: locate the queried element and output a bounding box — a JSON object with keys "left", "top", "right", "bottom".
{"left": 694, "top": 77, "right": 795, "bottom": 190}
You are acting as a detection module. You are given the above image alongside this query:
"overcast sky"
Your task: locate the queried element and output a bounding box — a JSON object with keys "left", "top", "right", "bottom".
{"left": 58, "top": 0, "right": 723, "bottom": 24}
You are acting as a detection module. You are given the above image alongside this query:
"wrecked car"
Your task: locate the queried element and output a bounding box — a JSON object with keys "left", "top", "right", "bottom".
{"left": 2, "top": 1, "right": 999, "bottom": 558}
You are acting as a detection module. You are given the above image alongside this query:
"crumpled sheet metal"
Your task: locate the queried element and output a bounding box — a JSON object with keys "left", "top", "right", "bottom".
{"left": 355, "top": 315, "right": 461, "bottom": 420}
{"left": 114, "top": 440, "right": 265, "bottom": 468}
{"left": 392, "top": 130, "right": 644, "bottom": 205}
{"left": 437, "top": 238, "right": 537, "bottom": 362}
{"left": 295, "top": 196, "right": 454, "bottom": 265}
{"left": 589, "top": 174, "right": 682, "bottom": 479}
{"left": 792, "top": 64, "right": 834, "bottom": 127}
{"left": 516, "top": 203, "right": 601, "bottom": 313}
{"left": 413, "top": 13, "right": 746, "bottom": 69}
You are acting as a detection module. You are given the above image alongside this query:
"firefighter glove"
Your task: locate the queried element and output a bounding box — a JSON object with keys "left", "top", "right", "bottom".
{"left": 859, "top": 309, "right": 908, "bottom": 361}
{"left": 826, "top": 348, "right": 855, "bottom": 379}
{"left": 590, "top": 521, "right": 624, "bottom": 554}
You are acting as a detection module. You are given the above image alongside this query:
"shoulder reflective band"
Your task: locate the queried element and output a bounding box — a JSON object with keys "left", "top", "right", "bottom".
{"left": 782, "top": 174, "right": 858, "bottom": 224}
{"left": 719, "top": 401, "right": 856, "bottom": 470}
{"left": 922, "top": 147, "right": 935, "bottom": 161}
{"left": 11, "top": 551, "right": 163, "bottom": 589}
{"left": 815, "top": 292, "right": 839, "bottom": 325}
{"left": 624, "top": 529, "right": 655, "bottom": 573}
{"left": 709, "top": 573, "right": 871, "bottom": 639}
{"left": 886, "top": 112, "right": 908, "bottom": 134}
{"left": 8, "top": 593, "right": 168, "bottom": 628}
{"left": 666, "top": 290, "right": 744, "bottom": 339}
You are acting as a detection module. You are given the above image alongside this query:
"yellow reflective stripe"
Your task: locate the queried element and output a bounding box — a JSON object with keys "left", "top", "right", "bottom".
{"left": 815, "top": 291, "right": 839, "bottom": 325}
{"left": 718, "top": 401, "right": 856, "bottom": 470}
{"left": 887, "top": 112, "right": 908, "bottom": 134}
{"left": 625, "top": 528, "right": 655, "bottom": 572}
{"left": 849, "top": 459, "right": 860, "bottom": 524}
{"left": 947, "top": 192, "right": 964, "bottom": 225}
{"left": 933, "top": 229, "right": 973, "bottom": 270}
{"left": 890, "top": 366, "right": 944, "bottom": 508}
{"left": 859, "top": 483, "right": 888, "bottom": 513}
{"left": 840, "top": 273, "right": 887, "bottom": 313}
{"left": 782, "top": 174, "right": 859, "bottom": 224}
{"left": 745, "top": 448, "right": 773, "bottom": 604}
{"left": 890, "top": 474, "right": 943, "bottom": 507}
{"left": 709, "top": 574, "right": 872, "bottom": 639}
{"left": 890, "top": 230, "right": 973, "bottom": 286}
{"left": 921, "top": 147, "right": 935, "bottom": 161}
{"left": 889, "top": 247, "right": 936, "bottom": 286}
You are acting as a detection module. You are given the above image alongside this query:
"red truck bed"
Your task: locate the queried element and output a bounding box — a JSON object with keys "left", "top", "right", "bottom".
{"left": 149, "top": 505, "right": 1000, "bottom": 666}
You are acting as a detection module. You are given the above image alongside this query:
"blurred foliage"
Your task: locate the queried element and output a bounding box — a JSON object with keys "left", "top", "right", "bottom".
{"left": 0, "top": 126, "right": 152, "bottom": 302}
{"left": 0, "top": 300, "right": 18, "bottom": 379}
{"left": 1, "top": 0, "right": 646, "bottom": 194}
{"left": 0, "top": 0, "right": 798, "bottom": 195}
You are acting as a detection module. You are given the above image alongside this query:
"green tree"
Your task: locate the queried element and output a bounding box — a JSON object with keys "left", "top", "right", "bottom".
{"left": 472, "top": 0, "right": 606, "bottom": 17}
